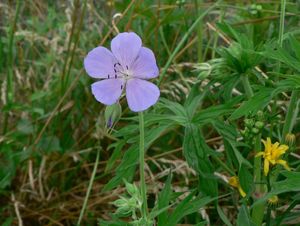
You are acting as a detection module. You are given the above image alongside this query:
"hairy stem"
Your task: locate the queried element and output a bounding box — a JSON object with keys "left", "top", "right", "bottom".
{"left": 139, "top": 112, "right": 148, "bottom": 219}
{"left": 266, "top": 174, "right": 272, "bottom": 226}
{"left": 241, "top": 75, "right": 265, "bottom": 225}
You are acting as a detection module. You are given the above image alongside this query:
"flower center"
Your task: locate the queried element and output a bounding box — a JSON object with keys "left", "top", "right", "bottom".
{"left": 113, "top": 62, "right": 132, "bottom": 80}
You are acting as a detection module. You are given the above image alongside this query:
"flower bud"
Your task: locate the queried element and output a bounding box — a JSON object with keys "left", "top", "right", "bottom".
{"left": 124, "top": 180, "right": 139, "bottom": 197}
{"left": 104, "top": 102, "right": 122, "bottom": 128}
{"left": 255, "top": 121, "right": 264, "bottom": 129}
{"left": 251, "top": 128, "right": 259, "bottom": 135}
{"left": 285, "top": 133, "right": 296, "bottom": 146}
{"left": 256, "top": 111, "right": 264, "bottom": 120}
{"left": 244, "top": 119, "right": 254, "bottom": 128}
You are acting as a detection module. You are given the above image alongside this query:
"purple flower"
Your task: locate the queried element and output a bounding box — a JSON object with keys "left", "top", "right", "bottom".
{"left": 84, "top": 32, "right": 160, "bottom": 112}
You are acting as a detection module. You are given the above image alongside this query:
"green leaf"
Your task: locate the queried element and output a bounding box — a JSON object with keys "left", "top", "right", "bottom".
{"left": 229, "top": 87, "right": 274, "bottom": 120}
{"left": 237, "top": 205, "right": 257, "bottom": 226}
{"left": 264, "top": 36, "right": 300, "bottom": 73}
{"left": 164, "top": 192, "right": 216, "bottom": 226}
{"left": 253, "top": 171, "right": 300, "bottom": 207}
{"left": 182, "top": 124, "right": 218, "bottom": 197}
{"left": 103, "top": 123, "right": 173, "bottom": 191}
{"left": 183, "top": 124, "right": 204, "bottom": 163}
{"left": 192, "top": 96, "right": 242, "bottom": 124}
{"left": 160, "top": 98, "right": 189, "bottom": 120}
{"left": 184, "top": 82, "right": 207, "bottom": 118}
{"left": 238, "top": 164, "right": 253, "bottom": 195}
{"left": 217, "top": 205, "right": 233, "bottom": 226}
{"left": 157, "top": 173, "right": 172, "bottom": 225}
{"left": 105, "top": 141, "right": 126, "bottom": 173}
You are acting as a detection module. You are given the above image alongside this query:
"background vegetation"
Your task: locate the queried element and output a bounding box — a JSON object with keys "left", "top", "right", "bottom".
{"left": 1, "top": 0, "right": 300, "bottom": 225}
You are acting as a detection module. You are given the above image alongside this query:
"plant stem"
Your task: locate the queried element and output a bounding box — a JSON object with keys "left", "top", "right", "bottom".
{"left": 241, "top": 75, "right": 265, "bottom": 225}
{"left": 266, "top": 174, "right": 272, "bottom": 226}
{"left": 139, "top": 112, "right": 148, "bottom": 219}
{"left": 77, "top": 148, "right": 100, "bottom": 226}
{"left": 282, "top": 90, "right": 299, "bottom": 140}
{"left": 195, "top": 0, "right": 203, "bottom": 62}
{"left": 251, "top": 134, "right": 265, "bottom": 226}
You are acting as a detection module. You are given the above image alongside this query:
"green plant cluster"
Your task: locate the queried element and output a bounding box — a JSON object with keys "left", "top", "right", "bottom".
{"left": 1, "top": 1, "right": 300, "bottom": 226}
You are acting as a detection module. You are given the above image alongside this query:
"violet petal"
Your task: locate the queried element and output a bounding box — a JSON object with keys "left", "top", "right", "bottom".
{"left": 111, "top": 32, "right": 142, "bottom": 68}
{"left": 84, "top": 47, "right": 116, "bottom": 79}
{"left": 91, "top": 79, "right": 124, "bottom": 105}
{"left": 131, "top": 47, "right": 159, "bottom": 79}
{"left": 126, "top": 78, "right": 160, "bottom": 112}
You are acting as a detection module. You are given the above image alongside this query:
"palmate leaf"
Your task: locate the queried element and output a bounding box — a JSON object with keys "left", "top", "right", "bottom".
{"left": 217, "top": 22, "right": 263, "bottom": 74}
{"left": 184, "top": 82, "right": 207, "bottom": 119}
{"left": 183, "top": 124, "right": 218, "bottom": 197}
{"left": 264, "top": 35, "right": 300, "bottom": 73}
{"left": 213, "top": 120, "right": 251, "bottom": 169}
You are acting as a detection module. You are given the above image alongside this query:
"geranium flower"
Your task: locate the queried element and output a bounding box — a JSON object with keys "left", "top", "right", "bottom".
{"left": 84, "top": 32, "right": 160, "bottom": 112}
{"left": 255, "top": 137, "right": 290, "bottom": 176}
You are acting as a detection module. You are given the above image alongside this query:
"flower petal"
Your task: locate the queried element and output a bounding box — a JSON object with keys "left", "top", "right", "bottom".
{"left": 238, "top": 186, "right": 246, "bottom": 198}
{"left": 126, "top": 78, "right": 160, "bottom": 112}
{"left": 111, "top": 32, "right": 142, "bottom": 68}
{"left": 276, "top": 159, "right": 291, "bottom": 171}
{"left": 255, "top": 152, "right": 265, "bottom": 157}
{"left": 91, "top": 79, "right": 124, "bottom": 105}
{"left": 84, "top": 47, "right": 117, "bottom": 79}
{"left": 131, "top": 47, "right": 159, "bottom": 79}
{"left": 264, "top": 159, "right": 270, "bottom": 176}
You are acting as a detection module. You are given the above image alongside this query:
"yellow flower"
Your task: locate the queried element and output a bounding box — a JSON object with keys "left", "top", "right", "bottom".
{"left": 255, "top": 137, "right": 290, "bottom": 176}
{"left": 267, "top": 195, "right": 279, "bottom": 206}
{"left": 228, "top": 176, "right": 246, "bottom": 197}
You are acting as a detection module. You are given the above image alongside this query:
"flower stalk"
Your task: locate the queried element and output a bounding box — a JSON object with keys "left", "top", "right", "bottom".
{"left": 77, "top": 148, "right": 100, "bottom": 226}
{"left": 240, "top": 74, "right": 265, "bottom": 225}
{"left": 139, "top": 112, "right": 148, "bottom": 219}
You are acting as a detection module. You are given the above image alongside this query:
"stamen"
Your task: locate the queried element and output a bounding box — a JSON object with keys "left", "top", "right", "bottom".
{"left": 108, "top": 74, "right": 110, "bottom": 79}
{"left": 121, "top": 85, "right": 123, "bottom": 90}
